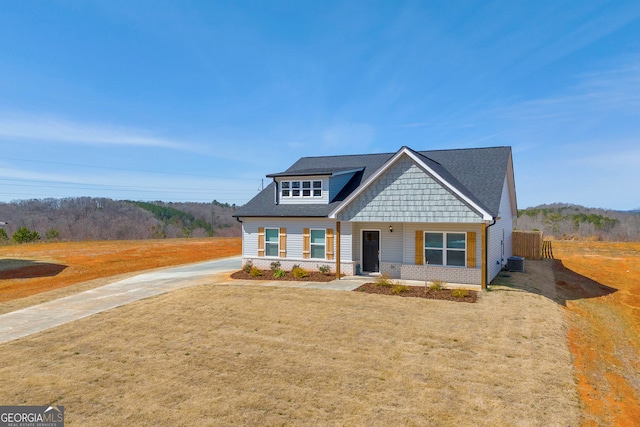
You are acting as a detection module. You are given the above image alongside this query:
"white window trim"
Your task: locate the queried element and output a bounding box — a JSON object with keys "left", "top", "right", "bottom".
{"left": 424, "top": 231, "right": 466, "bottom": 267}
{"left": 265, "top": 228, "right": 280, "bottom": 258}
{"left": 309, "top": 228, "right": 326, "bottom": 259}
{"left": 280, "top": 180, "right": 323, "bottom": 198}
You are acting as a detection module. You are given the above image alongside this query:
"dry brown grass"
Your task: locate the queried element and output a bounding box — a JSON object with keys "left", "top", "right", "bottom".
{"left": 0, "top": 261, "right": 579, "bottom": 426}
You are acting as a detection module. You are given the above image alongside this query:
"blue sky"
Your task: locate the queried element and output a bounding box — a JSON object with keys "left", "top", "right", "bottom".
{"left": 1, "top": 1, "right": 639, "bottom": 210}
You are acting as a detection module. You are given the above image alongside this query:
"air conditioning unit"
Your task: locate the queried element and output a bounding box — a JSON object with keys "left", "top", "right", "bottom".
{"left": 507, "top": 256, "right": 525, "bottom": 272}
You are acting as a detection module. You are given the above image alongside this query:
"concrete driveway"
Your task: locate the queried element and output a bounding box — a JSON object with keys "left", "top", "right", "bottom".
{"left": 0, "top": 257, "right": 368, "bottom": 344}
{"left": 0, "top": 257, "right": 241, "bottom": 344}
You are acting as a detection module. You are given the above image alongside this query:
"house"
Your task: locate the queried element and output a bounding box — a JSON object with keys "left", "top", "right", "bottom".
{"left": 233, "top": 146, "right": 517, "bottom": 289}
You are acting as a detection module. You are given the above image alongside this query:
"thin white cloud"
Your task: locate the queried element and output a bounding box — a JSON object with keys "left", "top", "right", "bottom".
{"left": 499, "top": 55, "right": 640, "bottom": 126}
{"left": 0, "top": 113, "right": 197, "bottom": 151}
{"left": 0, "top": 166, "right": 80, "bottom": 184}
{"left": 570, "top": 144, "right": 640, "bottom": 169}
{"left": 0, "top": 165, "right": 259, "bottom": 203}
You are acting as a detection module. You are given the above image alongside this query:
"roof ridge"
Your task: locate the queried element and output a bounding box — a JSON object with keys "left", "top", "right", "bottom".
{"left": 294, "top": 151, "right": 394, "bottom": 161}
{"left": 295, "top": 145, "right": 510, "bottom": 161}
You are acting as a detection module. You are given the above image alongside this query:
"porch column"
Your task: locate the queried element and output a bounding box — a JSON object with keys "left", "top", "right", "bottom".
{"left": 336, "top": 221, "right": 341, "bottom": 279}
{"left": 481, "top": 222, "right": 487, "bottom": 290}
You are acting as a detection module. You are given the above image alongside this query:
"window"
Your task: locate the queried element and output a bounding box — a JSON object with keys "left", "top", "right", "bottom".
{"left": 291, "top": 181, "right": 300, "bottom": 197}
{"left": 310, "top": 229, "right": 325, "bottom": 259}
{"left": 424, "top": 232, "right": 466, "bottom": 267}
{"left": 302, "top": 181, "right": 311, "bottom": 196}
{"left": 281, "top": 181, "right": 290, "bottom": 197}
{"left": 265, "top": 228, "right": 279, "bottom": 257}
{"left": 281, "top": 180, "right": 322, "bottom": 198}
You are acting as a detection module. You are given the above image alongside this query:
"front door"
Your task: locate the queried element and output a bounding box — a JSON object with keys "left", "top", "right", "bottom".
{"left": 362, "top": 230, "right": 380, "bottom": 273}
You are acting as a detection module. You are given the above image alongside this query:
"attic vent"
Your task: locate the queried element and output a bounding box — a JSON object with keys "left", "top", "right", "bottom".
{"left": 507, "top": 256, "right": 525, "bottom": 272}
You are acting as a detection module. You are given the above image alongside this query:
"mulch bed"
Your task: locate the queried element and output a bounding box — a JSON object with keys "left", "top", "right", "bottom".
{"left": 230, "top": 269, "right": 337, "bottom": 282}
{"left": 230, "top": 270, "right": 477, "bottom": 303}
{"left": 354, "top": 283, "right": 477, "bottom": 303}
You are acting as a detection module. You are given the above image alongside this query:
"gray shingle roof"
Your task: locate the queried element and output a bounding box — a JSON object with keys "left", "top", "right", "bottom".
{"left": 266, "top": 166, "right": 363, "bottom": 178}
{"left": 234, "top": 146, "right": 513, "bottom": 218}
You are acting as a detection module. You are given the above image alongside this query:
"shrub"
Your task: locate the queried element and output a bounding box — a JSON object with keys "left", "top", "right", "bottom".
{"left": 270, "top": 261, "right": 281, "bottom": 272}
{"left": 0, "top": 228, "right": 8, "bottom": 241}
{"left": 273, "top": 268, "right": 286, "bottom": 279}
{"left": 242, "top": 260, "right": 253, "bottom": 273}
{"left": 375, "top": 273, "right": 394, "bottom": 287}
{"left": 292, "top": 266, "right": 308, "bottom": 279}
{"left": 429, "top": 280, "right": 445, "bottom": 291}
{"left": 45, "top": 228, "right": 60, "bottom": 241}
{"left": 12, "top": 226, "right": 40, "bottom": 244}
{"left": 318, "top": 264, "right": 331, "bottom": 274}
{"left": 292, "top": 264, "right": 300, "bottom": 270}
{"left": 249, "top": 266, "right": 263, "bottom": 277}
{"left": 452, "top": 289, "right": 469, "bottom": 298}
{"left": 391, "top": 285, "right": 408, "bottom": 295}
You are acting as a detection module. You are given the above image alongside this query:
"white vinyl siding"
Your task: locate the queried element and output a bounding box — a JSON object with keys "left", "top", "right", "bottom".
{"left": 351, "top": 222, "right": 404, "bottom": 264}
{"left": 487, "top": 175, "right": 515, "bottom": 282}
{"left": 242, "top": 218, "right": 352, "bottom": 261}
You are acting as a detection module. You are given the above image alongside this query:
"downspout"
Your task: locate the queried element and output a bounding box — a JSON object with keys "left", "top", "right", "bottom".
{"left": 483, "top": 217, "right": 498, "bottom": 289}
{"left": 235, "top": 216, "right": 244, "bottom": 268}
{"left": 336, "top": 221, "right": 341, "bottom": 279}
{"left": 273, "top": 178, "right": 279, "bottom": 205}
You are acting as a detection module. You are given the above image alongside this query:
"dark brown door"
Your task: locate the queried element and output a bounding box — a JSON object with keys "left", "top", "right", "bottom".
{"left": 362, "top": 231, "right": 379, "bottom": 272}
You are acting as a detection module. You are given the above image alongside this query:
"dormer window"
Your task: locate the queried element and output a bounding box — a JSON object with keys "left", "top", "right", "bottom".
{"left": 281, "top": 180, "right": 322, "bottom": 198}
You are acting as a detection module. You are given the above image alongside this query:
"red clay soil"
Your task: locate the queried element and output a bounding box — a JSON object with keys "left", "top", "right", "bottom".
{"left": 553, "top": 241, "right": 640, "bottom": 427}
{"left": 0, "top": 238, "right": 241, "bottom": 303}
{"left": 354, "top": 282, "right": 477, "bottom": 302}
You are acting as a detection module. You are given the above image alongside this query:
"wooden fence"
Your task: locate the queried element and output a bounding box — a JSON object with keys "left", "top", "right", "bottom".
{"left": 512, "top": 231, "right": 544, "bottom": 260}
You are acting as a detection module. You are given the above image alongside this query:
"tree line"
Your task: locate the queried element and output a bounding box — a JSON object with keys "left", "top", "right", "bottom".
{"left": 515, "top": 203, "right": 640, "bottom": 241}
{"left": 0, "top": 197, "right": 241, "bottom": 243}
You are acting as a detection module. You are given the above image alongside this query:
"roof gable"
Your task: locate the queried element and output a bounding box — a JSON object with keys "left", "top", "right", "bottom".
{"left": 334, "top": 151, "right": 486, "bottom": 222}
{"left": 330, "top": 147, "right": 491, "bottom": 221}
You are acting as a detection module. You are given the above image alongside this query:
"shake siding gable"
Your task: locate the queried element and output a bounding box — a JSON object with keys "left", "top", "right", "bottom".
{"left": 336, "top": 154, "right": 483, "bottom": 223}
